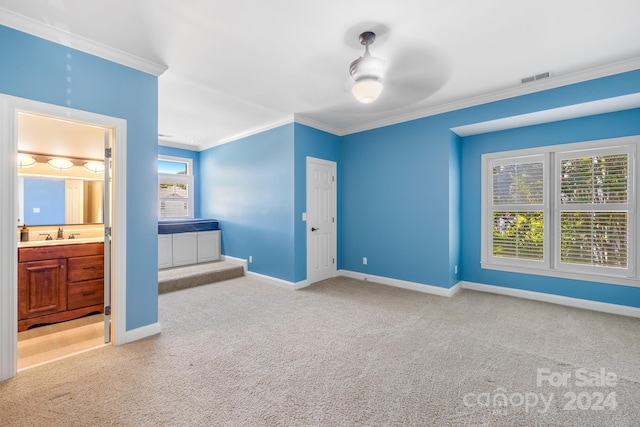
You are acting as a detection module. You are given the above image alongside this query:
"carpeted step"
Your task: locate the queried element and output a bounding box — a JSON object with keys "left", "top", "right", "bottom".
{"left": 158, "top": 261, "right": 244, "bottom": 294}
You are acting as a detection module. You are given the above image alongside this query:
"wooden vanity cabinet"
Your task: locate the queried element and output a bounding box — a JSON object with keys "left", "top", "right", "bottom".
{"left": 18, "top": 258, "right": 67, "bottom": 321}
{"left": 18, "top": 243, "right": 104, "bottom": 332}
{"left": 67, "top": 255, "right": 104, "bottom": 310}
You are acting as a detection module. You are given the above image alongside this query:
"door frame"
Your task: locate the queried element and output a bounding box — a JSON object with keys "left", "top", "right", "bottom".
{"left": 306, "top": 156, "right": 337, "bottom": 284}
{"left": 0, "top": 95, "right": 128, "bottom": 381}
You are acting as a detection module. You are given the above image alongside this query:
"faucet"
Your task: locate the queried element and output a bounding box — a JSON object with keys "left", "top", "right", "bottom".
{"left": 40, "top": 233, "right": 53, "bottom": 241}
{"left": 57, "top": 227, "right": 64, "bottom": 240}
{"left": 68, "top": 233, "right": 81, "bottom": 240}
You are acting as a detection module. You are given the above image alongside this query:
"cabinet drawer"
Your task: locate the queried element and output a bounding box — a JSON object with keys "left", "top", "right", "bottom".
{"left": 68, "top": 255, "right": 104, "bottom": 282}
{"left": 68, "top": 280, "right": 104, "bottom": 310}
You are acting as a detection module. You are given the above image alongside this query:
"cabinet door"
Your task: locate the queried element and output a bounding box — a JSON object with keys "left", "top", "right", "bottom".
{"left": 197, "top": 230, "right": 221, "bottom": 263}
{"left": 158, "top": 234, "right": 173, "bottom": 269}
{"left": 172, "top": 232, "right": 198, "bottom": 266}
{"left": 18, "top": 259, "right": 67, "bottom": 320}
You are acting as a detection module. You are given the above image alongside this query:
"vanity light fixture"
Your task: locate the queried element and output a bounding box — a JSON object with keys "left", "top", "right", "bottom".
{"left": 17, "top": 153, "right": 36, "bottom": 168}
{"left": 84, "top": 161, "right": 105, "bottom": 174}
{"left": 47, "top": 157, "right": 74, "bottom": 171}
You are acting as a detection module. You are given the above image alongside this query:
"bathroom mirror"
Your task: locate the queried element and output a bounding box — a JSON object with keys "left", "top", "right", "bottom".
{"left": 19, "top": 176, "right": 104, "bottom": 226}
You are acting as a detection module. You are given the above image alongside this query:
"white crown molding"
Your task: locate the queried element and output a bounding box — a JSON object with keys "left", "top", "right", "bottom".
{"left": 200, "top": 115, "right": 295, "bottom": 151}
{"left": 451, "top": 92, "right": 640, "bottom": 137}
{"left": 0, "top": 7, "right": 168, "bottom": 76}
{"left": 198, "top": 55, "right": 640, "bottom": 148}
{"left": 158, "top": 139, "right": 203, "bottom": 151}
{"left": 293, "top": 114, "right": 342, "bottom": 136}
{"left": 338, "top": 56, "right": 640, "bottom": 136}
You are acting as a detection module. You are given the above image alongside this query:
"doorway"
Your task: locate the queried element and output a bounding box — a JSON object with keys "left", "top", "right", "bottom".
{"left": 0, "top": 95, "right": 128, "bottom": 381}
{"left": 17, "top": 111, "right": 109, "bottom": 370}
{"left": 306, "top": 157, "right": 337, "bottom": 284}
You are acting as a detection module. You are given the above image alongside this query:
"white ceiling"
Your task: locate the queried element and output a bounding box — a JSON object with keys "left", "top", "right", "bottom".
{"left": 1, "top": 0, "right": 640, "bottom": 150}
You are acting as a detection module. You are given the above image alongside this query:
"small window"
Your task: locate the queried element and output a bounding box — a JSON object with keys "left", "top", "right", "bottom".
{"left": 158, "top": 156, "right": 194, "bottom": 219}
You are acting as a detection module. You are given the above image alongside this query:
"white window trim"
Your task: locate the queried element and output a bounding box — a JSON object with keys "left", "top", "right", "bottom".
{"left": 482, "top": 153, "right": 550, "bottom": 270}
{"left": 481, "top": 135, "right": 640, "bottom": 288}
{"left": 158, "top": 155, "right": 194, "bottom": 219}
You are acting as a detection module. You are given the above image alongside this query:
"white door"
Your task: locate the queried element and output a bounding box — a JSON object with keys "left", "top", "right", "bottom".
{"left": 306, "top": 157, "right": 337, "bottom": 284}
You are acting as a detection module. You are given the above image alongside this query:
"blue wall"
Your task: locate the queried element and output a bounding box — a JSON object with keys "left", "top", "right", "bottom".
{"left": 293, "top": 123, "right": 341, "bottom": 282}
{"left": 460, "top": 109, "right": 640, "bottom": 307}
{"left": 340, "top": 120, "right": 453, "bottom": 287}
{"left": 23, "top": 177, "right": 65, "bottom": 225}
{"left": 1, "top": 26, "right": 159, "bottom": 330}
{"left": 197, "top": 69, "right": 640, "bottom": 310}
{"left": 337, "top": 69, "right": 640, "bottom": 303}
{"left": 200, "top": 124, "right": 296, "bottom": 281}
{"left": 158, "top": 145, "right": 201, "bottom": 217}
{"left": 199, "top": 122, "right": 339, "bottom": 283}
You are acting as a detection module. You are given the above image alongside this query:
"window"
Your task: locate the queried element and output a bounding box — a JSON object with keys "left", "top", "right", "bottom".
{"left": 158, "top": 155, "right": 194, "bottom": 218}
{"left": 481, "top": 137, "right": 638, "bottom": 287}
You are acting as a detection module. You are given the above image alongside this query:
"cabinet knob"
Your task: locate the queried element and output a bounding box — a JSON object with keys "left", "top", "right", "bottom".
{"left": 60, "top": 264, "right": 65, "bottom": 269}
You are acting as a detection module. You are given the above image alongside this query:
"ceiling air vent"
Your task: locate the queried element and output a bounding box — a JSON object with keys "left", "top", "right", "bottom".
{"left": 521, "top": 72, "right": 550, "bottom": 84}
{"left": 158, "top": 133, "right": 174, "bottom": 139}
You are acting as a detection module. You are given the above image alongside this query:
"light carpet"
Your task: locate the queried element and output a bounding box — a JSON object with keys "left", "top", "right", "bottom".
{"left": 1, "top": 275, "right": 639, "bottom": 426}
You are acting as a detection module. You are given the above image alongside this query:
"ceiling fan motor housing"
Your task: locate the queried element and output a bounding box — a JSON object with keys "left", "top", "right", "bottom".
{"left": 349, "top": 55, "right": 385, "bottom": 82}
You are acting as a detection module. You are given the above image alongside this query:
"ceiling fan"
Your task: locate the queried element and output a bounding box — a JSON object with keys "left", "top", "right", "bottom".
{"left": 343, "top": 27, "right": 451, "bottom": 109}
{"left": 349, "top": 31, "right": 386, "bottom": 104}
{"left": 297, "top": 24, "right": 452, "bottom": 121}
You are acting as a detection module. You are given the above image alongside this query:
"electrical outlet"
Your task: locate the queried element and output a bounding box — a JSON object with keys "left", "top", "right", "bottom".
{"left": 454, "top": 265, "right": 458, "bottom": 274}
{"left": 363, "top": 257, "right": 367, "bottom": 265}
{"left": 249, "top": 255, "right": 253, "bottom": 263}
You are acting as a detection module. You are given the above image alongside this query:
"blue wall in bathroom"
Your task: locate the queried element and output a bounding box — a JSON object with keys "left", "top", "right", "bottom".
{"left": 23, "top": 177, "right": 65, "bottom": 225}
{"left": 0, "top": 25, "right": 160, "bottom": 331}
{"left": 158, "top": 145, "right": 201, "bottom": 218}
{"left": 200, "top": 124, "right": 296, "bottom": 281}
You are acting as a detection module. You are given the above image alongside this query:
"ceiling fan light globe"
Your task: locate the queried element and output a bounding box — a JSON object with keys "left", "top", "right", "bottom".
{"left": 352, "top": 79, "right": 383, "bottom": 104}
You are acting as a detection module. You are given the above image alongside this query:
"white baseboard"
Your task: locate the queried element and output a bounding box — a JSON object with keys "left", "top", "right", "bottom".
{"left": 221, "top": 255, "right": 248, "bottom": 272}
{"left": 124, "top": 322, "right": 161, "bottom": 344}
{"left": 460, "top": 281, "right": 640, "bottom": 318}
{"left": 245, "top": 271, "right": 309, "bottom": 290}
{"left": 338, "top": 270, "right": 461, "bottom": 297}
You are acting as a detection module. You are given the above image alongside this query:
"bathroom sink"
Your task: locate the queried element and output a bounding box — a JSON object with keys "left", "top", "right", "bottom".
{"left": 18, "top": 236, "right": 104, "bottom": 248}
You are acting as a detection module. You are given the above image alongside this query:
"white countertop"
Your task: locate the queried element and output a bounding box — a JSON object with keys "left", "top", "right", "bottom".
{"left": 18, "top": 236, "right": 104, "bottom": 248}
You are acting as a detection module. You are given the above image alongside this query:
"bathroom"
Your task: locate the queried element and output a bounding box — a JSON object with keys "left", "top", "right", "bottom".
{"left": 16, "top": 111, "right": 109, "bottom": 369}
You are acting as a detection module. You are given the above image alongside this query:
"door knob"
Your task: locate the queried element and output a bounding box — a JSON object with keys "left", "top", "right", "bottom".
{"left": 311, "top": 227, "right": 319, "bottom": 232}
